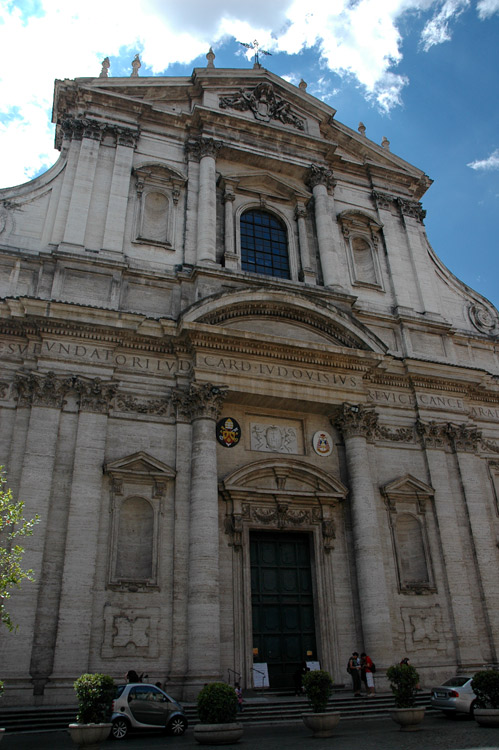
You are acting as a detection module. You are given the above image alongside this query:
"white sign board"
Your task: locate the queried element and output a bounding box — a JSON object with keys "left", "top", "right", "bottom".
{"left": 252, "top": 663, "right": 269, "bottom": 688}
{"left": 306, "top": 661, "right": 321, "bottom": 671}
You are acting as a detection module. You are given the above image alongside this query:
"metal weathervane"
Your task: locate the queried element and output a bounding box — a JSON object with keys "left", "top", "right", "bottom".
{"left": 238, "top": 39, "right": 272, "bottom": 67}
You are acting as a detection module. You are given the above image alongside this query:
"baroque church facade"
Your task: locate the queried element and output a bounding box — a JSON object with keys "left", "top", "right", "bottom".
{"left": 1, "top": 53, "right": 499, "bottom": 705}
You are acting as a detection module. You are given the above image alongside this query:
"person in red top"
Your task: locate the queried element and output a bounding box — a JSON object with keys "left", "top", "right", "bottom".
{"left": 361, "top": 653, "right": 375, "bottom": 696}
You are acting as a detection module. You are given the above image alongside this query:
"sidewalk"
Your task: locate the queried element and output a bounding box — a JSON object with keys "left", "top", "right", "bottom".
{"left": 2, "top": 713, "right": 497, "bottom": 750}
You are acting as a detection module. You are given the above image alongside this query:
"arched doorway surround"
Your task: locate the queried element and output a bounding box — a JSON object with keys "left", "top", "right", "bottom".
{"left": 220, "top": 458, "right": 348, "bottom": 689}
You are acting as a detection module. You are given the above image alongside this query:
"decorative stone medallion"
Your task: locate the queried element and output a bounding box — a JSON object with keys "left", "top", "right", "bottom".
{"left": 312, "top": 430, "right": 334, "bottom": 457}
{"left": 468, "top": 303, "right": 497, "bottom": 333}
{"left": 216, "top": 417, "right": 241, "bottom": 447}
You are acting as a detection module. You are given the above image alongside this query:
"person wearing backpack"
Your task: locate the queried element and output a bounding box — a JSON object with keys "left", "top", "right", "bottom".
{"left": 347, "top": 651, "right": 362, "bottom": 696}
{"left": 361, "top": 652, "right": 375, "bottom": 696}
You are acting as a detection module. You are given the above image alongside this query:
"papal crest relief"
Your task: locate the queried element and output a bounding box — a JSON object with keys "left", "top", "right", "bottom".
{"left": 219, "top": 82, "right": 305, "bottom": 130}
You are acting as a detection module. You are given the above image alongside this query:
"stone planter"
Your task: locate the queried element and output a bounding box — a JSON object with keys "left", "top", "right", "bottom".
{"left": 68, "top": 723, "right": 112, "bottom": 749}
{"left": 389, "top": 707, "right": 425, "bottom": 731}
{"left": 474, "top": 708, "right": 499, "bottom": 727}
{"left": 194, "top": 722, "right": 243, "bottom": 745}
{"left": 302, "top": 711, "right": 341, "bottom": 738}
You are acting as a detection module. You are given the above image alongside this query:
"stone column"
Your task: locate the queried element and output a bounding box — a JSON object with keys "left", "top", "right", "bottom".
{"left": 102, "top": 127, "right": 138, "bottom": 254}
{"left": 172, "top": 382, "right": 227, "bottom": 696}
{"left": 1, "top": 373, "right": 70, "bottom": 679}
{"left": 30, "top": 407, "right": 79, "bottom": 696}
{"left": 183, "top": 146, "right": 200, "bottom": 266}
{"left": 61, "top": 119, "right": 103, "bottom": 249}
{"left": 397, "top": 198, "right": 441, "bottom": 318}
{"left": 223, "top": 184, "right": 238, "bottom": 270}
{"left": 189, "top": 137, "right": 222, "bottom": 265}
{"left": 332, "top": 404, "right": 394, "bottom": 657}
{"left": 295, "top": 202, "right": 316, "bottom": 284}
{"left": 448, "top": 424, "right": 499, "bottom": 661}
{"left": 417, "top": 421, "right": 483, "bottom": 664}
{"left": 50, "top": 119, "right": 83, "bottom": 246}
{"left": 307, "top": 165, "right": 339, "bottom": 287}
{"left": 51, "top": 377, "right": 117, "bottom": 678}
{"left": 167, "top": 415, "right": 192, "bottom": 692}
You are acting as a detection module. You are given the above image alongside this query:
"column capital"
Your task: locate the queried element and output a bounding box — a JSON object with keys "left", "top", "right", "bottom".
{"left": 185, "top": 136, "right": 223, "bottom": 161}
{"left": 306, "top": 164, "right": 335, "bottom": 190}
{"left": 73, "top": 376, "right": 118, "bottom": 414}
{"left": 447, "top": 422, "right": 481, "bottom": 453}
{"left": 172, "top": 382, "right": 228, "bottom": 422}
{"left": 417, "top": 420, "right": 481, "bottom": 453}
{"left": 14, "top": 371, "right": 71, "bottom": 409}
{"left": 396, "top": 197, "right": 426, "bottom": 222}
{"left": 114, "top": 125, "right": 140, "bottom": 148}
{"left": 295, "top": 203, "right": 307, "bottom": 220}
{"left": 332, "top": 403, "right": 379, "bottom": 441}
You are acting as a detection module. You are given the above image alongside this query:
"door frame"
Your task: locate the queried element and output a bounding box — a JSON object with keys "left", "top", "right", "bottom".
{"left": 220, "top": 457, "right": 348, "bottom": 689}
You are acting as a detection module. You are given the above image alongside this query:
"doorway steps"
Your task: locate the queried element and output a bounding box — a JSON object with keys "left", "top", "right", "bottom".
{"left": 0, "top": 693, "right": 433, "bottom": 733}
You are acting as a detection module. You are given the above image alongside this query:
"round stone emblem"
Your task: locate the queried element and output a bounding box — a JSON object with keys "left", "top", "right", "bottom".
{"left": 216, "top": 417, "right": 241, "bottom": 448}
{"left": 469, "top": 303, "right": 497, "bottom": 333}
{"left": 312, "top": 430, "right": 333, "bottom": 457}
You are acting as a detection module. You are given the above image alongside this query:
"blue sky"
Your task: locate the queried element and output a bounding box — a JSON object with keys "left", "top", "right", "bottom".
{"left": 0, "top": 0, "right": 498, "bottom": 308}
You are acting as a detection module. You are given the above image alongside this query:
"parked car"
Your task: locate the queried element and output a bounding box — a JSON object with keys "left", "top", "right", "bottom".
{"left": 430, "top": 675, "right": 477, "bottom": 716}
{"left": 111, "top": 683, "right": 188, "bottom": 740}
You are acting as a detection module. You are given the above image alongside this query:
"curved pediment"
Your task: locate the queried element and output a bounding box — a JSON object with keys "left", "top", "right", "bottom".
{"left": 221, "top": 457, "right": 348, "bottom": 498}
{"left": 181, "top": 289, "right": 387, "bottom": 353}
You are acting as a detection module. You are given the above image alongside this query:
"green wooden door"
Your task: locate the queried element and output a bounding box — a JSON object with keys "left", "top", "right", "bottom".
{"left": 250, "top": 531, "right": 317, "bottom": 689}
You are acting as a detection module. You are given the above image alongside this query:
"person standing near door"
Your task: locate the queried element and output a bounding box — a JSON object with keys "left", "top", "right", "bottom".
{"left": 347, "top": 652, "right": 361, "bottom": 697}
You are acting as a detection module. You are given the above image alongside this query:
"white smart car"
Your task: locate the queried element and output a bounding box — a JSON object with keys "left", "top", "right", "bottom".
{"left": 111, "top": 683, "right": 188, "bottom": 740}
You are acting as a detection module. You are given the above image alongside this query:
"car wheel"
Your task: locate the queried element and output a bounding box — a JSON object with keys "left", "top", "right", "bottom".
{"left": 470, "top": 700, "right": 477, "bottom": 718}
{"left": 111, "top": 717, "right": 130, "bottom": 740}
{"left": 167, "top": 715, "right": 187, "bottom": 736}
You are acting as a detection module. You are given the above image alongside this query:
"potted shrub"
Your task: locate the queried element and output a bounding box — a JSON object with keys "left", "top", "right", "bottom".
{"left": 68, "top": 673, "right": 115, "bottom": 749}
{"left": 194, "top": 681, "right": 243, "bottom": 745}
{"left": 301, "top": 669, "right": 340, "bottom": 738}
{"left": 471, "top": 670, "right": 499, "bottom": 727}
{"left": 386, "top": 664, "right": 424, "bottom": 731}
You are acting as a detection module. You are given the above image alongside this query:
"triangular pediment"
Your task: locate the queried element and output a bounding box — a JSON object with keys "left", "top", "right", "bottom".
{"left": 221, "top": 171, "right": 309, "bottom": 202}
{"left": 104, "top": 451, "right": 176, "bottom": 479}
{"left": 381, "top": 474, "right": 434, "bottom": 498}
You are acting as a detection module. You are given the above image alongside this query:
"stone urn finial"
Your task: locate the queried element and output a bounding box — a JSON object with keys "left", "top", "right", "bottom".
{"left": 206, "top": 47, "right": 215, "bottom": 68}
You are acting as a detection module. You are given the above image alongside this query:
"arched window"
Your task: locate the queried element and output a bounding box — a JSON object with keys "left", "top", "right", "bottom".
{"left": 240, "top": 209, "right": 290, "bottom": 279}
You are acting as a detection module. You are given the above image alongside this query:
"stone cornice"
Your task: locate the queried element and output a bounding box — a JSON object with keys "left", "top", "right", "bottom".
{"left": 189, "top": 329, "right": 380, "bottom": 372}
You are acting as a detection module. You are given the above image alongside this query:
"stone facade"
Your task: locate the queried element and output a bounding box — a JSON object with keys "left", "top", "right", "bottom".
{"left": 0, "top": 59, "right": 498, "bottom": 705}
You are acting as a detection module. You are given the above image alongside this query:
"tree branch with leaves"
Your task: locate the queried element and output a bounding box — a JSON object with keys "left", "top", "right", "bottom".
{"left": 0, "top": 467, "right": 40, "bottom": 631}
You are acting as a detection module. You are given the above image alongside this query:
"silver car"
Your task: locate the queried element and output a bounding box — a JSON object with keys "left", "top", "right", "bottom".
{"left": 111, "top": 683, "right": 188, "bottom": 740}
{"left": 430, "top": 675, "right": 477, "bottom": 716}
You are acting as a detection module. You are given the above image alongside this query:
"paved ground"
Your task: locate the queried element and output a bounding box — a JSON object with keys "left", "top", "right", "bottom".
{"left": 2, "top": 714, "right": 499, "bottom": 750}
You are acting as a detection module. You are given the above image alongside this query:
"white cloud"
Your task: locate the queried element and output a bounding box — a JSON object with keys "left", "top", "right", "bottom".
{"left": 477, "top": 0, "right": 499, "bottom": 18}
{"left": 0, "top": 0, "right": 495, "bottom": 187}
{"left": 420, "top": 0, "right": 470, "bottom": 51}
{"left": 467, "top": 149, "right": 499, "bottom": 171}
